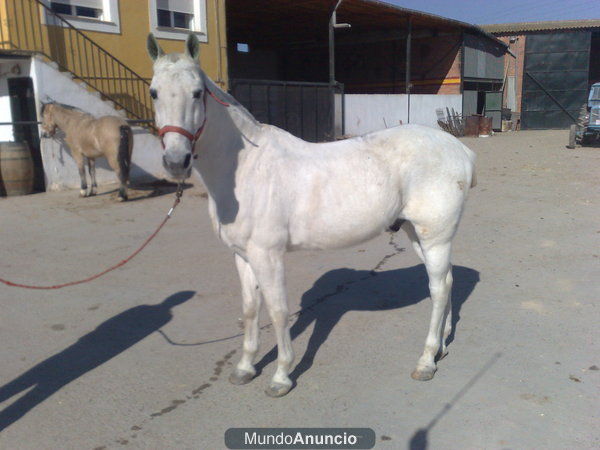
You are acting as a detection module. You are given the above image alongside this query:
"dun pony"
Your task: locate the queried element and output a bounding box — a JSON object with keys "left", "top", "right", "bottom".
{"left": 41, "top": 103, "right": 133, "bottom": 201}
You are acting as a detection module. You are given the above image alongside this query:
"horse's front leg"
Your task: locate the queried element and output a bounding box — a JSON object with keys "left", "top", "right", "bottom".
{"left": 73, "top": 151, "right": 87, "bottom": 197}
{"left": 248, "top": 246, "right": 294, "bottom": 397}
{"left": 230, "top": 253, "right": 263, "bottom": 385}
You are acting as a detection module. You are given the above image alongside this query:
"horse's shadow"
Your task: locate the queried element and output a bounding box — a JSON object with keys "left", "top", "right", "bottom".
{"left": 255, "top": 265, "right": 479, "bottom": 383}
{"left": 0, "top": 291, "right": 194, "bottom": 432}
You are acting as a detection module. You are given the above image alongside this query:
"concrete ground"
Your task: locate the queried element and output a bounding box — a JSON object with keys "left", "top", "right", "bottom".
{"left": 0, "top": 130, "right": 598, "bottom": 450}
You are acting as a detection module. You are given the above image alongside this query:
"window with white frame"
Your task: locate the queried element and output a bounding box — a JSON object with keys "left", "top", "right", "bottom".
{"left": 149, "top": 0, "right": 207, "bottom": 42}
{"left": 44, "top": 0, "right": 121, "bottom": 34}
{"left": 50, "top": 1, "right": 103, "bottom": 20}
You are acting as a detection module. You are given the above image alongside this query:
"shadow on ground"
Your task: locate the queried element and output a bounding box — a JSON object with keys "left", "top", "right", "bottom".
{"left": 255, "top": 264, "right": 480, "bottom": 384}
{"left": 96, "top": 179, "right": 194, "bottom": 202}
{"left": 0, "top": 290, "right": 195, "bottom": 432}
{"left": 408, "top": 352, "right": 502, "bottom": 450}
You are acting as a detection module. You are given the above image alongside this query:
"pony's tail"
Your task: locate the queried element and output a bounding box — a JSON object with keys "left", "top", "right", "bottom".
{"left": 118, "top": 125, "right": 132, "bottom": 185}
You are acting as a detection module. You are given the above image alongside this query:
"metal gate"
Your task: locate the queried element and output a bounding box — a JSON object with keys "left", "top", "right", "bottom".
{"left": 522, "top": 31, "right": 591, "bottom": 129}
{"left": 230, "top": 79, "right": 342, "bottom": 142}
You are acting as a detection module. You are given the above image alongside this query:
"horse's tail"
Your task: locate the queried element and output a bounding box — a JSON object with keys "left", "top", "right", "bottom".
{"left": 118, "top": 125, "right": 132, "bottom": 184}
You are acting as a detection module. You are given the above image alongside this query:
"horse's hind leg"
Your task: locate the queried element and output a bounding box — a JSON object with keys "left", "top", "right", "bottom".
{"left": 107, "top": 154, "right": 127, "bottom": 202}
{"left": 410, "top": 226, "right": 454, "bottom": 381}
{"left": 402, "top": 220, "right": 451, "bottom": 359}
{"left": 88, "top": 158, "right": 97, "bottom": 196}
{"left": 401, "top": 220, "right": 425, "bottom": 263}
{"left": 230, "top": 253, "right": 263, "bottom": 386}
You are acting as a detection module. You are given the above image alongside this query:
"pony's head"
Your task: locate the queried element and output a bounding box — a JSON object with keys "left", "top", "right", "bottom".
{"left": 40, "top": 102, "right": 58, "bottom": 138}
{"left": 147, "top": 33, "right": 205, "bottom": 180}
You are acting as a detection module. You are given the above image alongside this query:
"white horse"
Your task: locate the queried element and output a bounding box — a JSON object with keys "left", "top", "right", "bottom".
{"left": 147, "top": 34, "right": 477, "bottom": 397}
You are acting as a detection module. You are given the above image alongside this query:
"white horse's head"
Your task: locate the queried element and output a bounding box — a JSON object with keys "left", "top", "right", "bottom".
{"left": 147, "top": 33, "right": 205, "bottom": 180}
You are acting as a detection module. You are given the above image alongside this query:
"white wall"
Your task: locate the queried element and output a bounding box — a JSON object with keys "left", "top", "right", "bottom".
{"left": 28, "top": 56, "right": 180, "bottom": 191}
{"left": 340, "top": 94, "right": 462, "bottom": 136}
{"left": 0, "top": 58, "right": 32, "bottom": 141}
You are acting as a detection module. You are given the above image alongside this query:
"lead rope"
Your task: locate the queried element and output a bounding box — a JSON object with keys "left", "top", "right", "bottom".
{"left": 0, "top": 184, "right": 184, "bottom": 290}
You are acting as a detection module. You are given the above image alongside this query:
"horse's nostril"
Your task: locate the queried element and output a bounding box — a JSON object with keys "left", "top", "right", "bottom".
{"left": 184, "top": 153, "right": 191, "bottom": 168}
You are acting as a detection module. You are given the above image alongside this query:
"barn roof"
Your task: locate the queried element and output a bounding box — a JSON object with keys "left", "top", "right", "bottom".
{"left": 480, "top": 19, "right": 600, "bottom": 34}
{"left": 227, "top": 0, "right": 508, "bottom": 49}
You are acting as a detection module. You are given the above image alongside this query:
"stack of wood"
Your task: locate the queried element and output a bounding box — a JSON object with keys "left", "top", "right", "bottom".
{"left": 436, "top": 108, "right": 464, "bottom": 137}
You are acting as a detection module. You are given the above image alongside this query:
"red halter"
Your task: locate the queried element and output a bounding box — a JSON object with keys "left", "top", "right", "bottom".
{"left": 157, "top": 88, "right": 230, "bottom": 150}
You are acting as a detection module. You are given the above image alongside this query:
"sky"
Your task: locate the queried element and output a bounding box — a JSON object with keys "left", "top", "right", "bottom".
{"left": 387, "top": 0, "right": 600, "bottom": 25}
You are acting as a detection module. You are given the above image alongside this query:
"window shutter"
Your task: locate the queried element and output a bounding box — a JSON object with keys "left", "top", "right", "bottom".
{"left": 60, "top": 0, "right": 103, "bottom": 8}
{"left": 157, "top": 0, "right": 194, "bottom": 14}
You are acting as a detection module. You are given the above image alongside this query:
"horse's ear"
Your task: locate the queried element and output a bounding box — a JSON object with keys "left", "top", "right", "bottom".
{"left": 185, "top": 33, "right": 200, "bottom": 60}
{"left": 147, "top": 33, "right": 164, "bottom": 61}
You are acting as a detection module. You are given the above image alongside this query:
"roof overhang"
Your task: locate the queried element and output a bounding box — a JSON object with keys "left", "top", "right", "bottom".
{"left": 227, "top": 0, "right": 509, "bottom": 51}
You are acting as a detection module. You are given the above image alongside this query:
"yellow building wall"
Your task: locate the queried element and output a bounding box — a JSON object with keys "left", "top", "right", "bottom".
{"left": 0, "top": 0, "right": 228, "bottom": 85}
{"left": 86, "top": 0, "right": 228, "bottom": 86}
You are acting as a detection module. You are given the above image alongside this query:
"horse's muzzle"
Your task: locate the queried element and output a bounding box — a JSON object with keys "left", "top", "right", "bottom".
{"left": 162, "top": 152, "right": 192, "bottom": 179}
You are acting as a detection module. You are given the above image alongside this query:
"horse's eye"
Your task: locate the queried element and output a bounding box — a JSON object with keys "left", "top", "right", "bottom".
{"left": 150, "top": 89, "right": 157, "bottom": 100}
{"left": 192, "top": 89, "right": 202, "bottom": 99}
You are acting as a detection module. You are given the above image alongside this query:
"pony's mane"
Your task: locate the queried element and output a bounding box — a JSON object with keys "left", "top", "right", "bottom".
{"left": 42, "top": 101, "right": 88, "bottom": 116}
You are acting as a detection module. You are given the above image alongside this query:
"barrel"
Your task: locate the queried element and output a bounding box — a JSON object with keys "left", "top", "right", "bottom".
{"left": 0, "top": 141, "right": 35, "bottom": 196}
{"left": 464, "top": 115, "right": 480, "bottom": 137}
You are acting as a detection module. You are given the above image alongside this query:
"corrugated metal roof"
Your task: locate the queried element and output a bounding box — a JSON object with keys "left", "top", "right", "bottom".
{"left": 349, "top": 0, "right": 508, "bottom": 48}
{"left": 480, "top": 19, "right": 600, "bottom": 34}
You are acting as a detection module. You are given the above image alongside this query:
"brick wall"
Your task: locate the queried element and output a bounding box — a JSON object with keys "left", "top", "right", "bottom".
{"left": 497, "top": 34, "right": 526, "bottom": 113}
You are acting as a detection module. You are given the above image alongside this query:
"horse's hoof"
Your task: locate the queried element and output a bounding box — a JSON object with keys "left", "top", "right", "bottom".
{"left": 89, "top": 190, "right": 97, "bottom": 197}
{"left": 411, "top": 367, "right": 436, "bottom": 381}
{"left": 265, "top": 381, "right": 292, "bottom": 398}
{"left": 117, "top": 196, "right": 127, "bottom": 202}
{"left": 79, "top": 190, "right": 88, "bottom": 197}
{"left": 229, "top": 369, "right": 255, "bottom": 385}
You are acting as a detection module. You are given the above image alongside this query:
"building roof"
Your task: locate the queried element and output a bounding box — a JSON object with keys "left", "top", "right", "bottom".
{"left": 227, "top": 0, "right": 508, "bottom": 50}
{"left": 480, "top": 19, "right": 600, "bottom": 34}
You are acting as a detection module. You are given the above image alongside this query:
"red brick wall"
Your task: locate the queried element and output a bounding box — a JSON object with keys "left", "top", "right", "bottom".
{"left": 497, "top": 34, "right": 526, "bottom": 113}
{"left": 409, "top": 34, "right": 462, "bottom": 95}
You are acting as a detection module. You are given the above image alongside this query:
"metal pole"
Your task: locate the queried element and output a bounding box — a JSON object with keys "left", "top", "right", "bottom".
{"left": 329, "top": 3, "right": 339, "bottom": 139}
{"left": 329, "top": 1, "right": 343, "bottom": 85}
{"left": 406, "top": 16, "right": 412, "bottom": 124}
{"left": 328, "top": 1, "right": 350, "bottom": 140}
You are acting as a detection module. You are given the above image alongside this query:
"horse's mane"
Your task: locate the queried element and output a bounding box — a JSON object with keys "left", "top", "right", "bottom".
{"left": 42, "top": 101, "right": 89, "bottom": 116}
{"left": 201, "top": 72, "right": 259, "bottom": 126}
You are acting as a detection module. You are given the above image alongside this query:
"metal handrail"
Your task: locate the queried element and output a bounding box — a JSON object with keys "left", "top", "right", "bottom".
{"left": 0, "top": 0, "right": 154, "bottom": 128}
{"left": 0, "top": 120, "right": 154, "bottom": 126}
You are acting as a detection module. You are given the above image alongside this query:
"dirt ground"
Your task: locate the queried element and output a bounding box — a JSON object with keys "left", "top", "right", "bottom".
{"left": 0, "top": 129, "right": 598, "bottom": 449}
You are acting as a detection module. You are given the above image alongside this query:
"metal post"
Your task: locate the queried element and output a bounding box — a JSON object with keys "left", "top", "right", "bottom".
{"left": 329, "top": 3, "right": 339, "bottom": 140}
{"left": 328, "top": 1, "right": 350, "bottom": 140}
{"left": 329, "top": 7, "right": 336, "bottom": 86}
{"left": 406, "top": 16, "right": 412, "bottom": 124}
